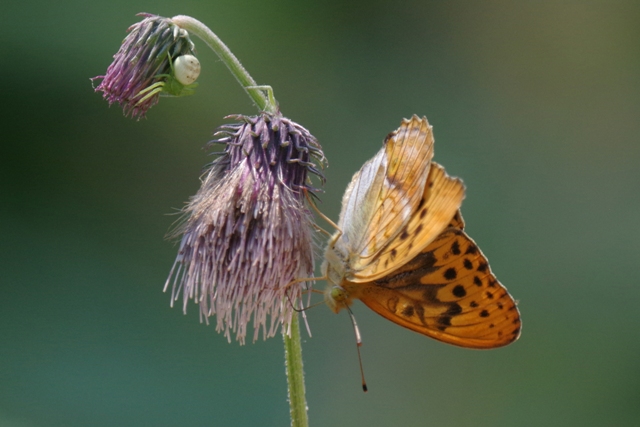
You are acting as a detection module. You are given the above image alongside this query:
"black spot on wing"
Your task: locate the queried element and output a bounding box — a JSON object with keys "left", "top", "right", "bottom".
{"left": 384, "top": 131, "right": 395, "bottom": 144}
{"left": 444, "top": 268, "right": 457, "bottom": 280}
{"left": 480, "top": 310, "right": 489, "bottom": 318}
{"left": 401, "top": 305, "right": 414, "bottom": 317}
{"left": 400, "top": 228, "right": 410, "bottom": 240}
{"left": 452, "top": 285, "right": 466, "bottom": 297}
{"left": 450, "top": 240, "right": 461, "bottom": 255}
{"left": 436, "top": 303, "right": 462, "bottom": 331}
{"left": 445, "top": 303, "right": 462, "bottom": 316}
{"left": 463, "top": 259, "right": 473, "bottom": 270}
{"left": 437, "top": 316, "right": 451, "bottom": 330}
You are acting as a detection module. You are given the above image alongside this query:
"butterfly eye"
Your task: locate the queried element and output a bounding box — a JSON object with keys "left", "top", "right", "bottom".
{"left": 330, "top": 286, "right": 348, "bottom": 303}
{"left": 173, "top": 54, "right": 201, "bottom": 85}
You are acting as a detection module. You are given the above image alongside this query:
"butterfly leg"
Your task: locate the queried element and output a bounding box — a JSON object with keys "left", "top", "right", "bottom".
{"left": 279, "top": 275, "right": 327, "bottom": 292}
{"left": 304, "top": 189, "right": 343, "bottom": 239}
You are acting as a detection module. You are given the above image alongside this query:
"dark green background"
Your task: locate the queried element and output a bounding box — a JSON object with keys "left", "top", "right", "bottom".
{"left": 2, "top": 1, "right": 639, "bottom": 426}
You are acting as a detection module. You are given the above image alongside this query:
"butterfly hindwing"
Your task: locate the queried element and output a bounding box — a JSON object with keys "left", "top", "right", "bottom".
{"left": 352, "top": 227, "right": 521, "bottom": 348}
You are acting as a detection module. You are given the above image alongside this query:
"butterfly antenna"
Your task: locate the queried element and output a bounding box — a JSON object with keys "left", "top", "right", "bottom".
{"left": 285, "top": 288, "right": 326, "bottom": 313}
{"left": 346, "top": 306, "right": 368, "bottom": 392}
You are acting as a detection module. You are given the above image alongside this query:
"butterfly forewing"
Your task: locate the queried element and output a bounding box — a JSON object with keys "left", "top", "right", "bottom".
{"left": 448, "top": 210, "right": 465, "bottom": 230}
{"left": 352, "top": 228, "right": 521, "bottom": 348}
{"left": 338, "top": 115, "right": 434, "bottom": 263}
{"left": 350, "top": 162, "right": 465, "bottom": 282}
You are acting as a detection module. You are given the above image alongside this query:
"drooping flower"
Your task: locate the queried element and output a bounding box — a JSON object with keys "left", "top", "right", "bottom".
{"left": 92, "top": 13, "right": 200, "bottom": 119}
{"left": 165, "top": 112, "right": 325, "bottom": 343}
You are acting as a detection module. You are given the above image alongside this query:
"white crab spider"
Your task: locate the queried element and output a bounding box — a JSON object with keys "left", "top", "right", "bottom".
{"left": 135, "top": 54, "right": 200, "bottom": 105}
{"left": 173, "top": 54, "right": 201, "bottom": 85}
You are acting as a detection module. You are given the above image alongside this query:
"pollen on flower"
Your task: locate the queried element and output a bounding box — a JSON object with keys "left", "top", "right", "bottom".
{"left": 165, "top": 112, "right": 326, "bottom": 344}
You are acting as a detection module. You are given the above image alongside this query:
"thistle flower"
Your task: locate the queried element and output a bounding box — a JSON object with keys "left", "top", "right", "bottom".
{"left": 166, "top": 112, "right": 325, "bottom": 344}
{"left": 92, "top": 13, "right": 200, "bottom": 119}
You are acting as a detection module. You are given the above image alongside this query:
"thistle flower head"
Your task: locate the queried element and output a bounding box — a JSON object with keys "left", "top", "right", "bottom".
{"left": 166, "top": 113, "right": 326, "bottom": 343}
{"left": 92, "top": 13, "right": 200, "bottom": 119}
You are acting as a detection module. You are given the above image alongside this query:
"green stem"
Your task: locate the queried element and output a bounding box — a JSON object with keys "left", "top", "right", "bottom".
{"left": 171, "top": 15, "right": 278, "bottom": 114}
{"left": 283, "top": 314, "right": 309, "bottom": 427}
{"left": 174, "top": 14, "right": 303, "bottom": 425}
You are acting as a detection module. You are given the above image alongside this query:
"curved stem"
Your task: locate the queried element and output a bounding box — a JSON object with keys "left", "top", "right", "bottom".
{"left": 283, "top": 314, "right": 309, "bottom": 427}
{"left": 171, "top": 15, "right": 278, "bottom": 114}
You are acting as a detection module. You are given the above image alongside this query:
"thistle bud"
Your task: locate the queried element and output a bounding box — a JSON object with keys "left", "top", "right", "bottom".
{"left": 166, "top": 113, "right": 326, "bottom": 343}
{"left": 92, "top": 13, "right": 199, "bottom": 119}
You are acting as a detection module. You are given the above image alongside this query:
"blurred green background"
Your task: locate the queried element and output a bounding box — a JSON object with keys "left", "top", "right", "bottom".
{"left": 2, "top": 1, "right": 639, "bottom": 426}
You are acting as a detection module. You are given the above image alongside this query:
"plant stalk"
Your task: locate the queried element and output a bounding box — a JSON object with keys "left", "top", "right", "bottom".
{"left": 283, "top": 314, "right": 309, "bottom": 427}
{"left": 172, "top": 14, "right": 303, "bottom": 425}
{"left": 171, "top": 15, "right": 278, "bottom": 114}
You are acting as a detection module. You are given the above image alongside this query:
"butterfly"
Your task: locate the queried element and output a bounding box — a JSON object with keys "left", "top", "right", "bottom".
{"left": 322, "top": 115, "right": 521, "bottom": 349}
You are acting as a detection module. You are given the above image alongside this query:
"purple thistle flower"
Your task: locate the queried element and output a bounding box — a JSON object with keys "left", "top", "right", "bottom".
{"left": 166, "top": 112, "right": 326, "bottom": 344}
{"left": 92, "top": 13, "right": 198, "bottom": 119}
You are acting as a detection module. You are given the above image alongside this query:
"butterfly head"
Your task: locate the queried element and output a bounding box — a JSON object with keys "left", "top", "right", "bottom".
{"left": 324, "top": 285, "right": 353, "bottom": 314}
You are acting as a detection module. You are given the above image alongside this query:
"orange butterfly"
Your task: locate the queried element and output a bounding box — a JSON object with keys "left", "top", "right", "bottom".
{"left": 323, "top": 115, "right": 520, "bottom": 349}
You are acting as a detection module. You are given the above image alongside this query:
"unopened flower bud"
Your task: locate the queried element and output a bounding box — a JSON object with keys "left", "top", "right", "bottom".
{"left": 92, "top": 13, "right": 199, "bottom": 119}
